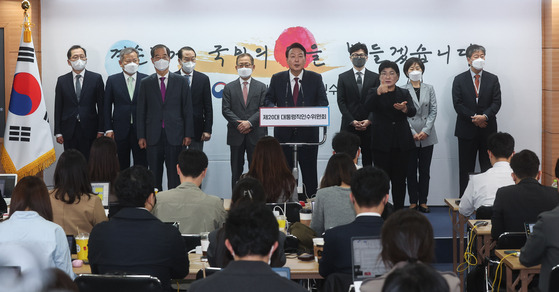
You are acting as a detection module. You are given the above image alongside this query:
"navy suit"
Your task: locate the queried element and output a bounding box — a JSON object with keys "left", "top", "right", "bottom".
{"left": 175, "top": 70, "right": 212, "bottom": 150}
{"left": 104, "top": 72, "right": 148, "bottom": 170}
{"left": 452, "top": 69, "right": 501, "bottom": 196}
{"left": 264, "top": 70, "right": 329, "bottom": 197}
{"left": 136, "top": 72, "right": 194, "bottom": 190}
{"left": 54, "top": 70, "right": 104, "bottom": 159}
{"left": 319, "top": 215, "right": 383, "bottom": 278}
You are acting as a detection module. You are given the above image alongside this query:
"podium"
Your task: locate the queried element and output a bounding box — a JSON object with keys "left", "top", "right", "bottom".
{"left": 260, "top": 107, "right": 329, "bottom": 196}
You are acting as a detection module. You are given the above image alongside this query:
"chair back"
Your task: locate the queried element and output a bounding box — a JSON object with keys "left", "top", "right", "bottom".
{"left": 550, "top": 264, "right": 559, "bottom": 292}
{"left": 195, "top": 267, "right": 222, "bottom": 279}
{"left": 475, "top": 206, "right": 493, "bottom": 219}
{"left": 74, "top": 274, "right": 162, "bottom": 292}
{"left": 496, "top": 232, "right": 526, "bottom": 249}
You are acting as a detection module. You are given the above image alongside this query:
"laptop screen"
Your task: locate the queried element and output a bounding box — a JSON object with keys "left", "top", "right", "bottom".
{"left": 0, "top": 174, "right": 17, "bottom": 205}
{"left": 351, "top": 236, "right": 386, "bottom": 282}
{"left": 91, "top": 182, "right": 110, "bottom": 207}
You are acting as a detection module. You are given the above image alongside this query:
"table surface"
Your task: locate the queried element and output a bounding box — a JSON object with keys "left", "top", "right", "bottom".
{"left": 494, "top": 249, "right": 541, "bottom": 270}
{"left": 468, "top": 219, "right": 492, "bottom": 235}
{"left": 73, "top": 253, "right": 321, "bottom": 280}
{"left": 444, "top": 198, "right": 460, "bottom": 211}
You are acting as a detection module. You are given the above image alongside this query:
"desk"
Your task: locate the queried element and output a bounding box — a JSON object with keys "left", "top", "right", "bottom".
{"left": 445, "top": 198, "right": 466, "bottom": 291}
{"left": 73, "top": 253, "right": 321, "bottom": 280}
{"left": 468, "top": 219, "right": 494, "bottom": 260}
{"left": 494, "top": 250, "right": 540, "bottom": 292}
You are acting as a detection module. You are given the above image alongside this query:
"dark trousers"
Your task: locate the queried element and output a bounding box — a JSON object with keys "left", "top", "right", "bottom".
{"left": 407, "top": 145, "right": 434, "bottom": 205}
{"left": 373, "top": 148, "right": 410, "bottom": 210}
{"left": 342, "top": 126, "right": 373, "bottom": 167}
{"left": 146, "top": 130, "right": 182, "bottom": 191}
{"left": 458, "top": 137, "right": 491, "bottom": 197}
{"left": 115, "top": 124, "right": 147, "bottom": 170}
{"left": 64, "top": 121, "right": 94, "bottom": 160}
{"left": 282, "top": 145, "right": 318, "bottom": 197}
{"left": 230, "top": 139, "right": 256, "bottom": 189}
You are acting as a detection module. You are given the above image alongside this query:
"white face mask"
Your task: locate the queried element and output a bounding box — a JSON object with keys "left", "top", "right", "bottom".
{"left": 181, "top": 61, "right": 195, "bottom": 74}
{"left": 408, "top": 70, "right": 422, "bottom": 82}
{"left": 71, "top": 59, "right": 86, "bottom": 71}
{"left": 471, "top": 58, "right": 485, "bottom": 70}
{"left": 123, "top": 62, "right": 139, "bottom": 74}
{"left": 237, "top": 67, "right": 253, "bottom": 79}
{"left": 154, "top": 59, "right": 170, "bottom": 71}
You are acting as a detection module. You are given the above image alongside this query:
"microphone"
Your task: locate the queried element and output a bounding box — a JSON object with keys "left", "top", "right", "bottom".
{"left": 298, "top": 78, "right": 305, "bottom": 106}
{"left": 284, "top": 81, "right": 289, "bottom": 107}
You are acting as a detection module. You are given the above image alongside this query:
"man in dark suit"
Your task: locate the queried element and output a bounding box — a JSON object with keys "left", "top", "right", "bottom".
{"left": 89, "top": 166, "right": 189, "bottom": 292}
{"left": 54, "top": 45, "right": 104, "bottom": 160}
{"left": 222, "top": 53, "right": 267, "bottom": 188}
{"left": 452, "top": 44, "right": 502, "bottom": 196}
{"left": 491, "top": 150, "right": 559, "bottom": 240}
{"left": 137, "top": 44, "right": 194, "bottom": 191}
{"left": 264, "top": 42, "right": 329, "bottom": 197}
{"left": 319, "top": 166, "right": 388, "bottom": 278}
{"left": 189, "top": 202, "right": 306, "bottom": 292}
{"left": 337, "top": 42, "right": 380, "bottom": 167}
{"left": 175, "top": 46, "right": 212, "bottom": 151}
{"left": 104, "top": 47, "right": 148, "bottom": 170}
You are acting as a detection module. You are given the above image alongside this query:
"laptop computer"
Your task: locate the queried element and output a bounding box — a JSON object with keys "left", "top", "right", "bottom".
{"left": 524, "top": 222, "right": 536, "bottom": 237}
{"left": 351, "top": 236, "right": 387, "bottom": 291}
{"left": 91, "top": 182, "right": 110, "bottom": 208}
{"left": 0, "top": 174, "right": 17, "bottom": 206}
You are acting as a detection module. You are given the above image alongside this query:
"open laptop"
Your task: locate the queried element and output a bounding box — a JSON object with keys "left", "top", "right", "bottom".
{"left": 90, "top": 182, "right": 110, "bottom": 208}
{"left": 0, "top": 174, "right": 17, "bottom": 206}
{"left": 351, "top": 236, "right": 387, "bottom": 291}
{"left": 524, "top": 222, "right": 536, "bottom": 237}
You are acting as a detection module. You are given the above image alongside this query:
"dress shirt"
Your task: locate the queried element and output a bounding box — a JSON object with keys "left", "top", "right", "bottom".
{"left": 289, "top": 70, "right": 304, "bottom": 97}
{"left": 352, "top": 67, "right": 366, "bottom": 82}
{"left": 179, "top": 70, "right": 192, "bottom": 87}
{"left": 356, "top": 212, "right": 381, "bottom": 218}
{"left": 72, "top": 70, "right": 84, "bottom": 92}
{"left": 239, "top": 77, "right": 252, "bottom": 92}
{"left": 0, "top": 211, "right": 76, "bottom": 279}
{"left": 157, "top": 72, "right": 169, "bottom": 89}
{"left": 459, "top": 161, "right": 514, "bottom": 217}
{"left": 123, "top": 71, "right": 137, "bottom": 90}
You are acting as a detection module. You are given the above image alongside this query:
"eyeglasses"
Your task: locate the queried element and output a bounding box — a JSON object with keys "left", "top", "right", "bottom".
{"left": 380, "top": 71, "right": 398, "bottom": 77}
{"left": 182, "top": 57, "right": 196, "bottom": 62}
{"left": 237, "top": 63, "right": 253, "bottom": 68}
{"left": 153, "top": 55, "right": 169, "bottom": 61}
{"left": 70, "top": 55, "right": 87, "bottom": 61}
{"left": 351, "top": 53, "right": 367, "bottom": 58}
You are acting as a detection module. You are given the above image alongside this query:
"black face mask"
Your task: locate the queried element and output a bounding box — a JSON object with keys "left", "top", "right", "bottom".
{"left": 351, "top": 57, "right": 366, "bottom": 68}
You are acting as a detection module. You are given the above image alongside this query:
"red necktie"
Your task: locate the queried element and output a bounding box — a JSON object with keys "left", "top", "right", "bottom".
{"left": 293, "top": 77, "right": 299, "bottom": 105}
{"left": 474, "top": 74, "right": 480, "bottom": 98}
{"left": 242, "top": 81, "right": 248, "bottom": 106}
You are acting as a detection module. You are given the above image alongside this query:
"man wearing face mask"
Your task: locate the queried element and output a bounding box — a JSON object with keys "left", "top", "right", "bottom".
{"left": 137, "top": 44, "right": 194, "bottom": 191}
{"left": 452, "top": 44, "right": 502, "bottom": 197}
{"left": 337, "top": 42, "right": 380, "bottom": 167}
{"left": 175, "top": 46, "right": 212, "bottom": 151}
{"left": 54, "top": 45, "right": 105, "bottom": 160}
{"left": 103, "top": 47, "right": 148, "bottom": 170}
{"left": 222, "top": 53, "right": 268, "bottom": 188}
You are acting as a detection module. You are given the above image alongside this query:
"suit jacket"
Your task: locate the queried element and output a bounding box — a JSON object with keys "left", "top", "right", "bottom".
{"left": 364, "top": 86, "right": 417, "bottom": 152}
{"left": 188, "top": 260, "right": 307, "bottom": 292}
{"left": 491, "top": 178, "right": 559, "bottom": 239}
{"left": 452, "top": 70, "right": 501, "bottom": 139}
{"left": 520, "top": 205, "right": 559, "bottom": 292}
{"left": 319, "top": 215, "right": 383, "bottom": 278}
{"left": 49, "top": 190, "right": 108, "bottom": 236}
{"left": 136, "top": 72, "right": 194, "bottom": 146}
{"left": 54, "top": 70, "right": 104, "bottom": 138}
{"left": 88, "top": 207, "right": 189, "bottom": 291}
{"left": 103, "top": 72, "right": 148, "bottom": 140}
{"left": 222, "top": 78, "right": 267, "bottom": 146}
{"left": 402, "top": 82, "right": 438, "bottom": 147}
{"left": 337, "top": 68, "right": 380, "bottom": 130}
{"left": 264, "top": 70, "right": 329, "bottom": 143}
{"left": 175, "top": 70, "right": 212, "bottom": 141}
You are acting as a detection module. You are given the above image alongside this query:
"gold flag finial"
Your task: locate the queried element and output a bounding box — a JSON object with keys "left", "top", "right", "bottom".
{"left": 22, "top": 0, "right": 32, "bottom": 43}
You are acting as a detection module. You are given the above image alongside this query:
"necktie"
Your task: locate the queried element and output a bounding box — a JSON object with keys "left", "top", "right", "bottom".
{"left": 293, "top": 77, "right": 299, "bottom": 105}
{"left": 474, "top": 74, "right": 480, "bottom": 98}
{"left": 160, "top": 77, "right": 166, "bottom": 128}
{"left": 242, "top": 81, "right": 248, "bottom": 106}
{"left": 127, "top": 76, "right": 134, "bottom": 100}
{"left": 186, "top": 74, "right": 190, "bottom": 86}
{"left": 357, "top": 72, "right": 363, "bottom": 95}
{"left": 75, "top": 74, "right": 82, "bottom": 102}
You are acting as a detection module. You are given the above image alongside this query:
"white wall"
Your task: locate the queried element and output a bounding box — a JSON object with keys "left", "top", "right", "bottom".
{"left": 40, "top": 0, "right": 542, "bottom": 204}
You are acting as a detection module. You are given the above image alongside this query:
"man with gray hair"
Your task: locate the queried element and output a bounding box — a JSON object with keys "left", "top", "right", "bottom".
{"left": 452, "top": 44, "right": 502, "bottom": 197}
{"left": 103, "top": 47, "right": 148, "bottom": 169}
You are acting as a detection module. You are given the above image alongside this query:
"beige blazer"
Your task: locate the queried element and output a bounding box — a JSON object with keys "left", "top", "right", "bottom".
{"left": 49, "top": 190, "right": 108, "bottom": 236}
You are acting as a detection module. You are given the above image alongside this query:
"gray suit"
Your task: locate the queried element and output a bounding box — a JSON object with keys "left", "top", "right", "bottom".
{"left": 403, "top": 82, "right": 438, "bottom": 205}
{"left": 137, "top": 72, "right": 194, "bottom": 190}
{"left": 222, "top": 77, "right": 267, "bottom": 187}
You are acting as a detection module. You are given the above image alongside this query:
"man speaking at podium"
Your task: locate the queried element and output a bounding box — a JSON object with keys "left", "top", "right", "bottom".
{"left": 265, "top": 42, "right": 328, "bottom": 197}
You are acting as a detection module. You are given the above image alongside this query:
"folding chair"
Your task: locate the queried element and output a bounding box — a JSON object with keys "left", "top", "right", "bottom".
{"left": 74, "top": 274, "right": 162, "bottom": 292}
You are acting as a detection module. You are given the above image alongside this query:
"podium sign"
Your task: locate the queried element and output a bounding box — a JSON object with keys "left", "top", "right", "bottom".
{"left": 259, "top": 107, "right": 330, "bottom": 127}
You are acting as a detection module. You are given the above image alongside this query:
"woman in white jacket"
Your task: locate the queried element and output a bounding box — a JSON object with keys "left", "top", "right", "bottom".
{"left": 402, "top": 57, "right": 438, "bottom": 213}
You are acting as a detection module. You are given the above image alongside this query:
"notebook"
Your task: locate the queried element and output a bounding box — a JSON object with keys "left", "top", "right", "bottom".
{"left": 351, "top": 236, "right": 386, "bottom": 291}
